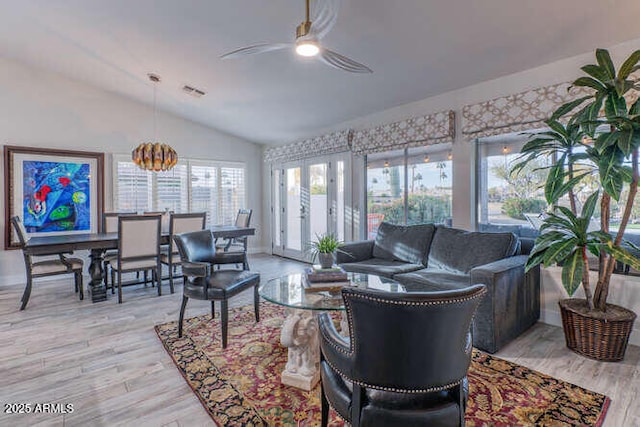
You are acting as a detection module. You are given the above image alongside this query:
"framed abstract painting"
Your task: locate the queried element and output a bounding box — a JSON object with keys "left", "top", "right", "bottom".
{"left": 4, "top": 145, "right": 104, "bottom": 249}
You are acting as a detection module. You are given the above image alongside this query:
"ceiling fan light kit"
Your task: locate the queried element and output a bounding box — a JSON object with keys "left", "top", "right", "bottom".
{"left": 221, "top": 0, "right": 372, "bottom": 73}
{"left": 295, "top": 39, "right": 320, "bottom": 57}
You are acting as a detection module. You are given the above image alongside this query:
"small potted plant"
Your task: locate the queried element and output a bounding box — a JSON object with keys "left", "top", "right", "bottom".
{"left": 308, "top": 233, "right": 343, "bottom": 269}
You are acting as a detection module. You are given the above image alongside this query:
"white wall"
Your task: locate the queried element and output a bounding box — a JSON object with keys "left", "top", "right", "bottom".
{"left": 0, "top": 56, "right": 264, "bottom": 286}
{"left": 542, "top": 267, "right": 640, "bottom": 346}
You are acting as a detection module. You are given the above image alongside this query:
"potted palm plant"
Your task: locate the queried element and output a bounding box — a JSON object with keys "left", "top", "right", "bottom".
{"left": 308, "top": 233, "right": 343, "bottom": 269}
{"left": 515, "top": 48, "right": 640, "bottom": 361}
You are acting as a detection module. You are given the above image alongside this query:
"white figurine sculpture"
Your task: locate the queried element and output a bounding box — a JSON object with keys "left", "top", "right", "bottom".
{"left": 280, "top": 309, "right": 319, "bottom": 388}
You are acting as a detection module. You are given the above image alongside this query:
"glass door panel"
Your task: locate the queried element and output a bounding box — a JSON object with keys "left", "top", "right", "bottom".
{"left": 285, "top": 166, "right": 302, "bottom": 253}
{"left": 308, "top": 163, "right": 328, "bottom": 241}
{"left": 273, "top": 168, "right": 281, "bottom": 249}
{"left": 336, "top": 160, "right": 345, "bottom": 241}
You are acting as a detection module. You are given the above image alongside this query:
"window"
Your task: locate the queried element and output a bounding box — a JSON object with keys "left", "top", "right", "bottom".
{"left": 367, "top": 150, "right": 405, "bottom": 238}
{"left": 114, "top": 161, "right": 151, "bottom": 212}
{"left": 155, "top": 165, "right": 189, "bottom": 214}
{"left": 476, "top": 134, "right": 550, "bottom": 232}
{"left": 366, "top": 146, "right": 452, "bottom": 238}
{"left": 190, "top": 163, "right": 218, "bottom": 228}
{"left": 113, "top": 155, "right": 246, "bottom": 226}
{"left": 406, "top": 147, "right": 452, "bottom": 226}
{"left": 220, "top": 167, "right": 246, "bottom": 225}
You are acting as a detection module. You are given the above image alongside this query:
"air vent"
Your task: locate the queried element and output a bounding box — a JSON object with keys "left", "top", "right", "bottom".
{"left": 182, "top": 85, "right": 206, "bottom": 98}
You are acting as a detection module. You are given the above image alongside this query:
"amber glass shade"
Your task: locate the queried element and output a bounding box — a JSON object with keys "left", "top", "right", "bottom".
{"left": 132, "top": 142, "right": 178, "bottom": 172}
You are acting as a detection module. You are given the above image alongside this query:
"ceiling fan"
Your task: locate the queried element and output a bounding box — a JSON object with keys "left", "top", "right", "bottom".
{"left": 220, "top": 0, "right": 372, "bottom": 73}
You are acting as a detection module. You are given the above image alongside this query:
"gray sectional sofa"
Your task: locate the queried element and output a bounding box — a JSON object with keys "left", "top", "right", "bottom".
{"left": 336, "top": 222, "right": 540, "bottom": 353}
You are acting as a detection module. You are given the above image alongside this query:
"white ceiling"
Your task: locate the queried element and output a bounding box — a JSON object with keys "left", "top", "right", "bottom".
{"left": 1, "top": 0, "right": 640, "bottom": 145}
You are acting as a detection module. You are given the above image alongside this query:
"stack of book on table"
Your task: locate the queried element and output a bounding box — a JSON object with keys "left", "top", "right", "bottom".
{"left": 304, "top": 265, "right": 350, "bottom": 292}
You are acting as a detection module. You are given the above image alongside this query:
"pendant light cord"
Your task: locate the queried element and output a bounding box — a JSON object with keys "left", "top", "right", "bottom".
{"left": 148, "top": 73, "right": 161, "bottom": 143}
{"left": 153, "top": 81, "right": 157, "bottom": 143}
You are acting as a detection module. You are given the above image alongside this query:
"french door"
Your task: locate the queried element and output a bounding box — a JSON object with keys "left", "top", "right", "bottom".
{"left": 271, "top": 154, "right": 350, "bottom": 262}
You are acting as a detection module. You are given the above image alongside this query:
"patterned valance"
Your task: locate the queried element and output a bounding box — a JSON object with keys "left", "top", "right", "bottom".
{"left": 351, "top": 110, "right": 455, "bottom": 155}
{"left": 462, "top": 82, "right": 592, "bottom": 140}
{"left": 263, "top": 130, "right": 351, "bottom": 163}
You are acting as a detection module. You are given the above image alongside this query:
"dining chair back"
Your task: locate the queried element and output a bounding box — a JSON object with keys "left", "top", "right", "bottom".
{"left": 170, "top": 213, "right": 207, "bottom": 254}
{"left": 235, "top": 209, "right": 252, "bottom": 228}
{"left": 10, "top": 216, "right": 84, "bottom": 310}
{"left": 101, "top": 211, "right": 137, "bottom": 291}
{"left": 144, "top": 210, "right": 173, "bottom": 233}
{"left": 161, "top": 212, "right": 207, "bottom": 292}
{"left": 111, "top": 215, "right": 162, "bottom": 303}
{"left": 215, "top": 209, "right": 253, "bottom": 270}
{"left": 102, "top": 211, "right": 136, "bottom": 233}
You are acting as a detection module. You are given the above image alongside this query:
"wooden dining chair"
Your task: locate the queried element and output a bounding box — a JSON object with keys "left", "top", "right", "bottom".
{"left": 10, "top": 216, "right": 84, "bottom": 310}
{"left": 161, "top": 212, "right": 207, "bottom": 293}
{"left": 215, "top": 209, "right": 252, "bottom": 270}
{"left": 216, "top": 209, "right": 252, "bottom": 252}
{"left": 144, "top": 210, "right": 173, "bottom": 234}
{"left": 102, "top": 211, "right": 136, "bottom": 292}
{"left": 110, "top": 215, "right": 162, "bottom": 303}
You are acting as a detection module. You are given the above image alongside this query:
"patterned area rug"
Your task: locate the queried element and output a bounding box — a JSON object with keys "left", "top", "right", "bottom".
{"left": 155, "top": 303, "right": 610, "bottom": 426}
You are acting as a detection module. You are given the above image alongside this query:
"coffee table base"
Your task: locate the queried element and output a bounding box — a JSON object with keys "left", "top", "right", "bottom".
{"left": 280, "top": 308, "right": 321, "bottom": 390}
{"left": 279, "top": 308, "right": 350, "bottom": 390}
{"left": 281, "top": 369, "right": 320, "bottom": 391}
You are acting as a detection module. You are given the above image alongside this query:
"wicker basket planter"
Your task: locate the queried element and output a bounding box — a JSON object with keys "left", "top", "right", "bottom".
{"left": 559, "top": 298, "right": 637, "bottom": 362}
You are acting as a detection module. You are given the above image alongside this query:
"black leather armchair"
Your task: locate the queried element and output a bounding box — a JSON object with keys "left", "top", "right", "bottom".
{"left": 318, "top": 284, "right": 487, "bottom": 427}
{"left": 173, "top": 230, "right": 260, "bottom": 348}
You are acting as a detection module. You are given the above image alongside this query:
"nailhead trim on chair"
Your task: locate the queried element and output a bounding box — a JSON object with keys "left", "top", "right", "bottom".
{"left": 344, "top": 289, "right": 487, "bottom": 307}
{"left": 320, "top": 321, "right": 352, "bottom": 356}
{"left": 322, "top": 287, "right": 487, "bottom": 394}
{"left": 324, "top": 357, "right": 463, "bottom": 394}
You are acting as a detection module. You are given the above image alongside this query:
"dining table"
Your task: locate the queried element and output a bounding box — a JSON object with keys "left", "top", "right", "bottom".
{"left": 22, "top": 225, "right": 255, "bottom": 303}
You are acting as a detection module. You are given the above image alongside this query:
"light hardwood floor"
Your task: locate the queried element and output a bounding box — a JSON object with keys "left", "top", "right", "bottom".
{"left": 1, "top": 254, "right": 637, "bottom": 426}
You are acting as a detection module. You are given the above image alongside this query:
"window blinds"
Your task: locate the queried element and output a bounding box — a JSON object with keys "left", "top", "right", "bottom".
{"left": 155, "top": 165, "right": 188, "bottom": 213}
{"left": 191, "top": 164, "right": 218, "bottom": 228}
{"left": 113, "top": 156, "right": 246, "bottom": 226}
{"left": 220, "top": 167, "right": 246, "bottom": 225}
{"left": 115, "top": 161, "right": 151, "bottom": 212}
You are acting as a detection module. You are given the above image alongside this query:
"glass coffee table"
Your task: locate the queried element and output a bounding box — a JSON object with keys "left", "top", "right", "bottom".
{"left": 259, "top": 272, "right": 405, "bottom": 390}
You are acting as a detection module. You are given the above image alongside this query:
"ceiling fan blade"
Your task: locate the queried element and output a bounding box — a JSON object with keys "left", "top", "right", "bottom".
{"left": 310, "top": 0, "right": 342, "bottom": 40}
{"left": 319, "top": 48, "right": 372, "bottom": 73}
{"left": 220, "top": 43, "right": 291, "bottom": 59}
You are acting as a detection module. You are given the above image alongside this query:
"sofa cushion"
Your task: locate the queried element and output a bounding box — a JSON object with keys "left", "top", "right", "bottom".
{"left": 428, "top": 227, "right": 518, "bottom": 274}
{"left": 372, "top": 222, "right": 436, "bottom": 265}
{"left": 341, "top": 259, "right": 424, "bottom": 279}
{"left": 394, "top": 268, "right": 470, "bottom": 292}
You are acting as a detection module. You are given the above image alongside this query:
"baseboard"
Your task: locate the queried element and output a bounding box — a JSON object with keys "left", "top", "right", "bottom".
{"left": 1, "top": 274, "right": 26, "bottom": 287}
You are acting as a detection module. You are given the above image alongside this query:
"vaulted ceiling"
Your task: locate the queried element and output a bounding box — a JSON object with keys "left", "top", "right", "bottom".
{"left": 1, "top": 0, "right": 640, "bottom": 145}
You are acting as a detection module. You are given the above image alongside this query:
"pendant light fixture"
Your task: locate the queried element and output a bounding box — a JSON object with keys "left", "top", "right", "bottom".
{"left": 132, "top": 73, "right": 178, "bottom": 172}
